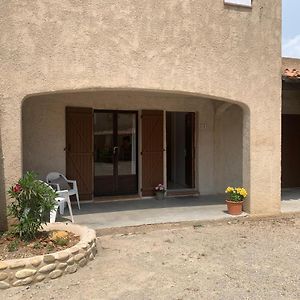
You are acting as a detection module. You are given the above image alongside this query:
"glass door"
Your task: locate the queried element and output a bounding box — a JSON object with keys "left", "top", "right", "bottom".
{"left": 94, "top": 111, "right": 138, "bottom": 196}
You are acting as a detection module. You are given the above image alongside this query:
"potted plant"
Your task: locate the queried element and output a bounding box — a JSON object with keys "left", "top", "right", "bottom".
{"left": 154, "top": 184, "right": 167, "bottom": 200}
{"left": 225, "top": 186, "right": 248, "bottom": 215}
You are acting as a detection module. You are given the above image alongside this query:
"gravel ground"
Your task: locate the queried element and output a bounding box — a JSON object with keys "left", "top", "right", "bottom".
{"left": 2, "top": 215, "right": 300, "bottom": 300}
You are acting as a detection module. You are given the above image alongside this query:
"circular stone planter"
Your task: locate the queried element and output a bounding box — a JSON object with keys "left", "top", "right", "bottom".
{"left": 0, "top": 223, "right": 97, "bottom": 289}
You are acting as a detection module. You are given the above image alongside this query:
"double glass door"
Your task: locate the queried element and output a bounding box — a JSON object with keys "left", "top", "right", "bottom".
{"left": 94, "top": 111, "right": 138, "bottom": 196}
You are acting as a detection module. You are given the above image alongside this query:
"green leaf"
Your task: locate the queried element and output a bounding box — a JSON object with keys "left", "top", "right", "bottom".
{"left": 7, "top": 171, "right": 57, "bottom": 241}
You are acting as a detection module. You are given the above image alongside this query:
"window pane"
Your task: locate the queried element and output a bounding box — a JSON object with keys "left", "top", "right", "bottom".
{"left": 118, "top": 113, "right": 137, "bottom": 175}
{"left": 94, "top": 112, "right": 114, "bottom": 176}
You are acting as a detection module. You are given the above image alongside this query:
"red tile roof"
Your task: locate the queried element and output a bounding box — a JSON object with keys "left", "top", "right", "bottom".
{"left": 283, "top": 68, "right": 300, "bottom": 80}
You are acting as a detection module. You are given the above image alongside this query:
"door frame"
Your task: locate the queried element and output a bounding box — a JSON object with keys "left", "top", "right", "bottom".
{"left": 165, "top": 111, "right": 197, "bottom": 192}
{"left": 93, "top": 109, "right": 139, "bottom": 197}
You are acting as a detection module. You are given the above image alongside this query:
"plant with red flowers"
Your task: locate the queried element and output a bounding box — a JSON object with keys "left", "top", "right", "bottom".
{"left": 8, "top": 172, "right": 57, "bottom": 241}
{"left": 13, "top": 183, "right": 22, "bottom": 193}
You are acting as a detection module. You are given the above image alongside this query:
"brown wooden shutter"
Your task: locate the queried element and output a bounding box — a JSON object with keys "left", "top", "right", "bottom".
{"left": 66, "top": 107, "right": 93, "bottom": 200}
{"left": 142, "top": 110, "right": 164, "bottom": 196}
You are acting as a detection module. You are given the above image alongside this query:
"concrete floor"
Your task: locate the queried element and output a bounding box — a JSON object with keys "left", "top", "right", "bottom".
{"left": 281, "top": 188, "right": 300, "bottom": 213}
{"left": 58, "top": 190, "right": 300, "bottom": 229}
{"left": 61, "top": 194, "right": 248, "bottom": 229}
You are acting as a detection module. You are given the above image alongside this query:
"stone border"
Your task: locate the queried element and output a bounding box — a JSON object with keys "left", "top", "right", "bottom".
{"left": 0, "top": 223, "right": 97, "bottom": 289}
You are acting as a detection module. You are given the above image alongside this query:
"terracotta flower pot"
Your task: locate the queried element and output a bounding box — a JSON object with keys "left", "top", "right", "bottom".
{"left": 226, "top": 200, "right": 244, "bottom": 215}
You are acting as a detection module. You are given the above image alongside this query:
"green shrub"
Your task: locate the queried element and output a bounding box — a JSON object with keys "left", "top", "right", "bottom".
{"left": 7, "top": 240, "right": 19, "bottom": 252}
{"left": 8, "top": 172, "right": 57, "bottom": 241}
{"left": 33, "top": 241, "right": 43, "bottom": 249}
{"left": 46, "top": 244, "right": 54, "bottom": 253}
{"left": 53, "top": 237, "right": 69, "bottom": 246}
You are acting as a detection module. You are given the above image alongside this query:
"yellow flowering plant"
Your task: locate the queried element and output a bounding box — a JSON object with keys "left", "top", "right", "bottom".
{"left": 225, "top": 186, "right": 247, "bottom": 202}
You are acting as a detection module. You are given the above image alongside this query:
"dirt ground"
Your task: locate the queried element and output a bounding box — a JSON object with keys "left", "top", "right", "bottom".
{"left": 2, "top": 215, "right": 300, "bottom": 300}
{"left": 0, "top": 231, "right": 79, "bottom": 260}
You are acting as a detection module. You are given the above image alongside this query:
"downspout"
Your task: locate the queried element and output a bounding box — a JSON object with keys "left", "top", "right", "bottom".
{"left": 0, "top": 105, "right": 8, "bottom": 231}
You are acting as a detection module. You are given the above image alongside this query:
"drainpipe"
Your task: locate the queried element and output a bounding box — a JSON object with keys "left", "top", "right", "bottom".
{"left": 0, "top": 107, "right": 8, "bottom": 231}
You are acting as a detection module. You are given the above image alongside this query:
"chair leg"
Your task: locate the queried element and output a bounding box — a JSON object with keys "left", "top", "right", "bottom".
{"left": 50, "top": 204, "right": 59, "bottom": 223}
{"left": 66, "top": 194, "right": 75, "bottom": 223}
{"left": 76, "top": 192, "right": 80, "bottom": 210}
{"left": 59, "top": 201, "right": 65, "bottom": 215}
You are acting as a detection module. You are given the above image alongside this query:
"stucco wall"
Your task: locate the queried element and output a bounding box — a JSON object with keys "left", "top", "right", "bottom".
{"left": 0, "top": 0, "right": 282, "bottom": 215}
{"left": 215, "top": 105, "right": 243, "bottom": 193}
{"left": 23, "top": 91, "right": 231, "bottom": 196}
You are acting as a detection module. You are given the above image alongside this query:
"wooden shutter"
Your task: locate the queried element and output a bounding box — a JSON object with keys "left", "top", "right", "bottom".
{"left": 142, "top": 110, "right": 164, "bottom": 196}
{"left": 66, "top": 107, "right": 93, "bottom": 200}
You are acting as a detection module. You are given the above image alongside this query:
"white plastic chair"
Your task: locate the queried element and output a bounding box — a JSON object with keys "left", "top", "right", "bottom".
{"left": 50, "top": 190, "right": 75, "bottom": 223}
{"left": 46, "top": 172, "right": 80, "bottom": 210}
{"left": 40, "top": 181, "right": 74, "bottom": 223}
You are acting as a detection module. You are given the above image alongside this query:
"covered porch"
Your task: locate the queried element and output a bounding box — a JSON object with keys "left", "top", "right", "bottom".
{"left": 21, "top": 88, "right": 252, "bottom": 228}
{"left": 19, "top": 78, "right": 300, "bottom": 227}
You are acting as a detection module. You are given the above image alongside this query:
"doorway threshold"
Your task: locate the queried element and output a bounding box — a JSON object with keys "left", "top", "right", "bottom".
{"left": 167, "top": 190, "right": 199, "bottom": 197}
{"left": 93, "top": 192, "right": 200, "bottom": 203}
{"left": 93, "top": 195, "right": 141, "bottom": 203}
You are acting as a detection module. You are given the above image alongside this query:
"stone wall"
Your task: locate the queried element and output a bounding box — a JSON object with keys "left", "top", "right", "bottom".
{"left": 0, "top": 223, "right": 97, "bottom": 289}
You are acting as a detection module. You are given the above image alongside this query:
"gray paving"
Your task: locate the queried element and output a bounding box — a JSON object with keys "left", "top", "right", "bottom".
{"left": 62, "top": 195, "right": 248, "bottom": 229}
{"left": 59, "top": 191, "right": 300, "bottom": 229}
{"left": 281, "top": 188, "right": 300, "bottom": 213}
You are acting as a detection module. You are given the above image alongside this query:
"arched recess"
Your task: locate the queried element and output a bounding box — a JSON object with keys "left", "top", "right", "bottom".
{"left": 21, "top": 88, "right": 248, "bottom": 205}
{"left": 214, "top": 103, "right": 244, "bottom": 193}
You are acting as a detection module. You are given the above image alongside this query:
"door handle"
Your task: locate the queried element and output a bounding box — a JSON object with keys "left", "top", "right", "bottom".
{"left": 113, "top": 147, "right": 118, "bottom": 155}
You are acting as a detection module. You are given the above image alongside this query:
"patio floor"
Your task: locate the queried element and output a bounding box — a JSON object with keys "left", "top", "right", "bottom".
{"left": 281, "top": 188, "right": 300, "bottom": 213}
{"left": 58, "top": 190, "right": 300, "bottom": 229}
{"left": 62, "top": 194, "right": 248, "bottom": 229}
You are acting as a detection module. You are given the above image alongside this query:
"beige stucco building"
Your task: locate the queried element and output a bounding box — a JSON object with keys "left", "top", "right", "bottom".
{"left": 3, "top": 0, "right": 299, "bottom": 230}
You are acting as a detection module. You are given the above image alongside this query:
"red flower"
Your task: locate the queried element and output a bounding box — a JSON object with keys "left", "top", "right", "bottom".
{"left": 13, "top": 184, "right": 22, "bottom": 193}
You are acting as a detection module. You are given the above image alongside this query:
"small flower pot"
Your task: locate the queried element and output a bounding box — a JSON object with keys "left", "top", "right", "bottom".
{"left": 226, "top": 200, "right": 244, "bottom": 215}
{"left": 155, "top": 191, "right": 166, "bottom": 200}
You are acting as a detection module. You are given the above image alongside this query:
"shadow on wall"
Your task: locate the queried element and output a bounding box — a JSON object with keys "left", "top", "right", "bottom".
{"left": 215, "top": 104, "right": 244, "bottom": 193}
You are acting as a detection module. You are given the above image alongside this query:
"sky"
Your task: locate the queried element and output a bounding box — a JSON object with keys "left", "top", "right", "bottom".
{"left": 282, "top": 0, "right": 300, "bottom": 58}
